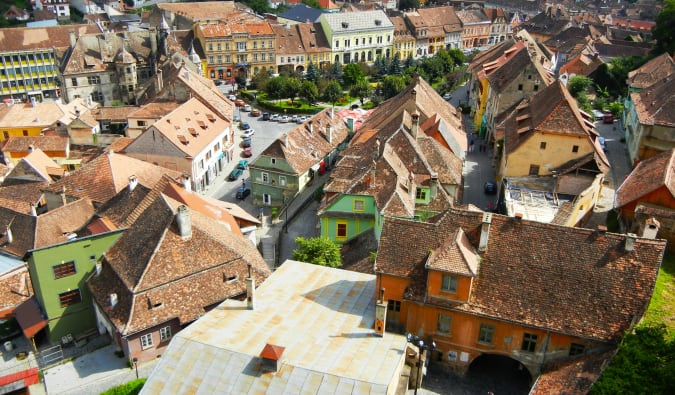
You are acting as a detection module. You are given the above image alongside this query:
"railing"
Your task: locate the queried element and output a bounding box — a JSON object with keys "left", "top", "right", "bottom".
{"left": 38, "top": 344, "right": 63, "bottom": 368}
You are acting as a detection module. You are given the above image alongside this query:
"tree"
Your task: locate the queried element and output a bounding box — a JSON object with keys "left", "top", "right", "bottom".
{"left": 381, "top": 75, "right": 406, "bottom": 99}
{"left": 398, "top": 0, "right": 420, "bottom": 11}
{"left": 323, "top": 80, "right": 343, "bottom": 112}
{"left": 350, "top": 78, "right": 373, "bottom": 105}
{"left": 389, "top": 53, "right": 402, "bottom": 75}
{"left": 329, "top": 60, "right": 343, "bottom": 80}
{"left": 250, "top": 68, "right": 271, "bottom": 90}
{"left": 404, "top": 53, "right": 415, "bottom": 69}
{"left": 591, "top": 324, "right": 675, "bottom": 394}
{"left": 342, "top": 63, "right": 364, "bottom": 87}
{"left": 652, "top": 0, "right": 675, "bottom": 56}
{"left": 302, "top": 0, "right": 321, "bottom": 9}
{"left": 243, "top": 0, "right": 270, "bottom": 14}
{"left": 567, "top": 75, "right": 593, "bottom": 97}
{"left": 235, "top": 75, "right": 247, "bottom": 90}
{"left": 283, "top": 77, "right": 302, "bottom": 104}
{"left": 292, "top": 237, "right": 342, "bottom": 267}
{"left": 264, "top": 76, "right": 287, "bottom": 100}
{"left": 305, "top": 61, "right": 320, "bottom": 83}
{"left": 300, "top": 80, "right": 319, "bottom": 104}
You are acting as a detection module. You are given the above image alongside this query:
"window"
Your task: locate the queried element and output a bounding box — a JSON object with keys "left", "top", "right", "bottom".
{"left": 236, "top": 42, "right": 246, "bottom": 51}
{"left": 137, "top": 120, "right": 146, "bottom": 127}
{"left": 225, "top": 55, "right": 231, "bottom": 63}
{"left": 534, "top": 84, "right": 539, "bottom": 91}
{"left": 217, "top": 43, "right": 221, "bottom": 51}
{"left": 518, "top": 84, "right": 523, "bottom": 91}
{"left": 271, "top": 158, "right": 276, "bottom": 165}
{"left": 22, "top": 130, "right": 28, "bottom": 136}
{"left": 529, "top": 164, "right": 540, "bottom": 176}
{"left": 279, "top": 176, "right": 286, "bottom": 186}
{"left": 353, "top": 199, "right": 365, "bottom": 212}
{"left": 336, "top": 221, "right": 347, "bottom": 240}
{"left": 53, "top": 261, "right": 76, "bottom": 279}
{"left": 387, "top": 300, "right": 401, "bottom": 312}
{"left": 437, "top": 314, "right": 452, "bottom": 334}
{"left": 217, "top": 55, "right": 222, "bottom": 64}
{"left": 58, "top": 289, "right": 82, "bottom": 307}
{"left": 478, "top": 323, "right": 495, "bottom": 344}
{"left": 335, "top": 40, "right": 339, "bottom": 48}
{"left": 569, "top": 343, "right": 585, "bottom": 356}
{"left": 415, "top": 188, "right": 426, "bottom": 200}
{"left": 572, "top": 145, "right": 579, "bottom": 153}
{"left": 441, "top": 275, "right": 457, "bottom": 293}
{"left": 262, "top": 172, "right": 269, "bottom": 184}
{"left": 140, "top": 333, "right": 153, "bottom": 349}
{"left": 87, "top": 76, "right": 100, "bottom": 84}
{"left": 539, "top": 142, "right": 546, "bottom": 149}
{"left": 263, "top": 194, "right": 271, "bottom": 205}
{"left": 91, "top": 91, "right": 104, "bottom": 102}
{"left": 208, "top": 56, "right": 214, "bottom": 64}
{"left": 71, "top": 78, "right": 77, "bottom": 87}
{"left": 521, "top": 333, "right": 538, "bottom": 352}
{"left": 160, "top": 326, "right": 172, "bottom": 341}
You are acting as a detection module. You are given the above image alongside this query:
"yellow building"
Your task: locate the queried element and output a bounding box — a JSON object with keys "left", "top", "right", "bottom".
{"left": 195, "top": 16, "right": 276, "bottom": 81}
{"left": 390, "top": 16, "right": 415, "bottom": 60}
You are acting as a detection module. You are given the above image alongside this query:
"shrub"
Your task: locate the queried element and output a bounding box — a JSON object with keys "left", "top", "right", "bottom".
{"left": 101, "top": 379, "right": 146, "bottom": 395}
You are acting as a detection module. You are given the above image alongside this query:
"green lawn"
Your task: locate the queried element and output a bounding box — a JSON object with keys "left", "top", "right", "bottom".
{"left": 643, "top": 252, "right": 675, "bottom": 338}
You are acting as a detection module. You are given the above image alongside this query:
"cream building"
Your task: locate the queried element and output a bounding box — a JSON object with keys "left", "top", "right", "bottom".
{"left": 320, "top": 10, "right": 394, "bottom": 65}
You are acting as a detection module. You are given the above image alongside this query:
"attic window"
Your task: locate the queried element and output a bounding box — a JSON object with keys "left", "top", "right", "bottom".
{"left": 177, "top": 135, "right": 189, "bottom": 145}
{"left": 197, "top": 120, "right": 207, "bottom": 129}
{"left": 224, "top": 273, "right": 239, "bottom": 283}
{"left": 206, "top": 113, "right": 216, "bottom": 123}
{"left": 188, "top": 127, "right": 199, "bottom": 136}
{"left": 375, "top": 19, "right": 382, "bottom": 26}
{"left": 342, "top": 22, "right": 349, "bottom": 28}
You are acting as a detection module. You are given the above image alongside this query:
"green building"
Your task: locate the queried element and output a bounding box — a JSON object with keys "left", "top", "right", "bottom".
{"left": 26, "top": 230, "right": 124, "bottom": 343}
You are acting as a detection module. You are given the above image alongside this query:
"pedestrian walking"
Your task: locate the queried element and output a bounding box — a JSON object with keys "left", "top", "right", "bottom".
{"left": 469, "top": 139, "right": 475, "bottom": 152}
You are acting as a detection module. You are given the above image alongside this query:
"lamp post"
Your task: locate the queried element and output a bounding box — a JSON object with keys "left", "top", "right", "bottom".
{"left": 407, "top": 333, "right": 436, "bottom": 395}
{"left": 283, "top": 195, "right": 289, "bottom": 233}
{"left": 132, "top": 357, "right": 138, "bottom": 379}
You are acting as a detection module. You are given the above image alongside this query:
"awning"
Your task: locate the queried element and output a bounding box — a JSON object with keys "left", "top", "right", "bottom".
{"left": 14, "top": 297, "right": 47, "bottom": 339}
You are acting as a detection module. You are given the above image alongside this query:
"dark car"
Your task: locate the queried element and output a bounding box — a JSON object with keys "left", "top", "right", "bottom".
{"left": 214, "top": 80, "right": 223, "bottom": 86}
{"left": 240, "top": 121, "right": 251, "bottom": 130}
{"left": 237, "top": 160, "right": 248, "bottom": 170}
{"left": 242, "top": 137, "right": 251, "bottom": 148}
{"left": 227, "top": 168, "right": 243, "bottom": 181}
{"left": 236, "top": 187, "right": 251, "bottom": 200}
{"left": 262, "top": 112, "right": 271, "bottom": 121}
{"left": 484, "top": 181, "right": 498, "bottom": 194}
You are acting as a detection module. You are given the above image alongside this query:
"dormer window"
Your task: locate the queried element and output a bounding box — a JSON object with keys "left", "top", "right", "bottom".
{"left": 342, "top": 22, "right": 349, "bottom": 28}
{"left": 441, "top": 275, "right": 457, "bottom": 293}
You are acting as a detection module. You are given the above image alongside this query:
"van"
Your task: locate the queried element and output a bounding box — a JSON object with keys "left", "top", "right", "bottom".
{"left": 602, "top": 112, "right": 614, "bottom": 124}
{"left": 262, "top": 112, "right": 270, "bottom": 121}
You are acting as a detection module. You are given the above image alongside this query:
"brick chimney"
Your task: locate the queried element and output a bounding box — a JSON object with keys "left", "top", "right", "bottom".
{"left": 325, "top": 123, "right": 331, "bottom": 144}
{"left": 176, "top": 205, "right": 192, "bottom": 241}
{"left": 29, "top": 203, "right": 37, "bottom": 217}
{"left": 374, "top": 288, "right": 387, "bottom": 336}
{"left": 410, "top": 110, "right": 420, "bottom": 139}
{"left": 478, "top": 212, "right": 492, "bottom": 252}
{"left": 128, "top": 175, "right": 138, "bottom": 192}
{"left": 641, "top": 217, "right": 660, "bottom": 239}
{"left": 625, "top": 233, "right": 637, "bottom": 252}
{"left": 246, "top": 263, "right": 255, "bottom": 310}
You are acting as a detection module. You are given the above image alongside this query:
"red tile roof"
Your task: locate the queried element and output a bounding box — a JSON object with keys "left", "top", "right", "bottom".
{"left": 530, "top": 350, "right": 615, "bottom": 394}
{"left": 627, "top": 53, "right": 675, "bottom": 90}
{"left": 616, "top": 148, "right": 675, "bottom": 208}
{"left": 630, "top": 76, "right": 675, "bottom": 127}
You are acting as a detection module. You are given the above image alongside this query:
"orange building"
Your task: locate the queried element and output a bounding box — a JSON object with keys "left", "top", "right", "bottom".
{"left": 374, "top": 208, "right": 665, "bottom": 385}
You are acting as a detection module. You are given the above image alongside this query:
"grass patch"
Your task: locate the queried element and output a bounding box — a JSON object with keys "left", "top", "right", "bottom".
{"left": 100, "top": 378, "right": 146, "bottom": 395}
{"left": 643, "top": 252, "right": 675, "bottom": 339}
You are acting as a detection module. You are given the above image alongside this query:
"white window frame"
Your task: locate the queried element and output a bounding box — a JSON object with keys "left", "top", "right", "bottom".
{"left": 160, "top": 326, "right": 172, "bottom": 342}
{"left": 441, "top": 275, "right": 457, "bottom": 293}
{"left": 279, "top": 176, "right": 286, "bottom": 186}
{"left": 263, "top": 194, "right": 272, "bottom": 205}
{"left": 262, "top": 172, "right": 269, "bottom": 184}
{"left": 140, "top": 333, "right": 153, "bottom": 349}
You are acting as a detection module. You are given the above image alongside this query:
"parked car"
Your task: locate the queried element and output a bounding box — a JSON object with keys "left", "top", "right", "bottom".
{"left": 598, "top": 136, "right": 607, "bottom": 152}
{"left": 236, "top": 187, "right": 251, "bottom": 200}
{"left": 234, "top": 99, "right": 245, "bottom": 107}
{"left": 243, "top": 104, "right": 252, "bottom": 112}
{"left": 228, "top": 94, "right": 237, "bottom": 101}
{"left": 602, "top": 112, "right": 614, "bottom": 124}
{"left": 484, "top": 181, "right": 498, "bottom": 194}
{"left": 280, "top": 115, "right": 289, "bottom": 123}
{"left": 237, "top": 160, "right": 249, "bottom": 170}
{"left": 242, "top": 147, "right": 253, "bottom": 157}
{"left": 240, "top": 121, "right": 251, "bottom": 130}
{"left": 242, "top": 128, "right": 255, "bottom": 138}
{"left": 290, "top": 115, "right": 298, "bottom": 123}
{"left": 270, "top": 114, "right": 280, "bottom": 122}
{"left": 242, "top": 137, "right": 251, "bottom": 148}
{"left": 296, "top": 116, "right": 307, "bottom": 124}
{"left": 443, "top": 93, "right": 452, "bottom": 101}
{"left": 228, "top": 168, "right": 243, "bottom": 181}
{"left": 262, "top": 112, "right": 271, "bottom": 121}
{"left": 233, "top": 113, "right": 241, "bottom": 122}
{"left": 214, "top": 80, "right": 223, "bottom": 86}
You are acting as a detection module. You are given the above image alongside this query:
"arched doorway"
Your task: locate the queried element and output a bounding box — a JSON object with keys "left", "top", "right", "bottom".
{"left": 295, "top": 65, "right": 305, "bottom": 73}
{"left": 467, "top": 354, "right": 532, "bottom": 394}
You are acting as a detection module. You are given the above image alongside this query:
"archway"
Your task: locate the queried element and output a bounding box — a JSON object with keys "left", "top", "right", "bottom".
{"left": 467, "top": 354, "right": 532, "bottom": 394}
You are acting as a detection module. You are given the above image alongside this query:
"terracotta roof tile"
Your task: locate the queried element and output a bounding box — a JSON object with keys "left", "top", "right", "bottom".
{"left": 0, "top": 266, "right": 32, "bottom": 319}
{"left": 0, "top": 24, "right": 99, "bottom": 54}
{"left": 376, "top": 209, "right": 666, "bottom": 342}
{"left": 530, "top": 350, "right": 615, "bottom": 394}
{"left": 616, "top": 148, "right": 675, "bottom": 208}
{"left": 34, "top": 198, "right": 96, "bottom": 249}
{"left": 92, "top": 106, "right": 140, "bottom": 122}
{"left": 0, "top": 182, "right": 47, "bottom": 215}
{"left": 425, "top": 228, "right": 479, "bottom": 276}
{"left": 627, "top": 53, "right": 675, "bottom": 90}
{"left": 157, "top": 1, "right": 245, "bottom": 21}
{"left": 630, "top": 76, "right": 675, "bottom": 127}
{"left": 2, "top": 136, "right": 68, "bottom": 153}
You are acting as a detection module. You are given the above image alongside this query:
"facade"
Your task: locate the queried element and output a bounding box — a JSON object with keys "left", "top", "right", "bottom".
{"left": 296, "top": 22, "right": 332, "bottom": 70}
{"left": 320, "top": 77, "right": 465, "bottom": 243}
{"left": 320, "top": 10, "right": 394, "bottom": 64}
{"left": 0, "top": 24, "right": 100, "bottom": 102}
{"left": 195, "top": 16, "right": 276, "bottom": 81}
{"left": 142, "top": 260, "right": 409, "bottom": 394}
{"left": 403, "top": 6, "right": 463, "bottom": 58}
{"left": 249, "top": 109, "right": 349, "bottom": 207}
{"left": 123, "top": 97, "right": 233, "bottom": 194}
{"left": 1, "top": 136, "right": 69, "bottom": 167}
{"left": 273, "top": 24, "right": 307, "bottom": 74}
{"left": 87, "top": 177, "right": 271, "bottom": 362}
{"left": 485, "top": 8, "right": 509, "bottom": 45}
{"left": 31, "top": 0, "right": 71, "bottom": 18}
{"left": 4, "top": 147, "right": 64, "bottom": 185}
{"left": 390, "top": 16, "right": 416, "bottom": 61}
{"left": 375, "top": 208, "right": 666, "bottom": 380}
{"left": 456, "top": 8, "right": 491, "bottom": 50}
{"left": 124, "top": 102, "right": 179, "bottom": 138}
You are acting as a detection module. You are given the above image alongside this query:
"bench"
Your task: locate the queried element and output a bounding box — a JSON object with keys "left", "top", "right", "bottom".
{"left": 74, "top": 328, "right": 98, "bottom": 347}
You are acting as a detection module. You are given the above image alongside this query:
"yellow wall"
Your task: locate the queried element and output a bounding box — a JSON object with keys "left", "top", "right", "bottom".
{"left": 0, "top": 126, "right": 45, "bottom": 142}
{"left": 473, "top": 78, "right": 489, "bottom": 129}
{"left": 503, "top": 132, "right": 594, "bottom": 177}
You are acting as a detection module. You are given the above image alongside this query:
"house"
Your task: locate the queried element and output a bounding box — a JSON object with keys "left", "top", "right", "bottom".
{"left": 497, "top": 81, "right": 609, "bottom": 225}
{"left": 403, "top": 6, "right": 463, "bottom": 58}
{"left": 625, "top": 53, "right": 675, "bottom": 93}
{"left": 516, "top": 6, "right": 572, "bottom": 43}
{"left": 468, "top": 30, "right": 555, "bottom": 144}
{"left": 249, "top": 108, "right": 349, "bottom": 208}
{"left": 319, "top": 77, "right": 465, "bottom": 244}
{"left": 319, "top": 10, "right": 395, "bottom": 64}
{"left": 41, "top": 150, "right": 183, "bottom": 209}
{"left": 30, "top": 0, "right": 70, "bottom": 19}
{"left": 152, "top": 1, "right": 249, "bottom": 31}
{"left": 0, "top": 24, "right": 100, "bottom": 103}
{"left": 374, "top": 207, "right": 666, "bottom": 386}
{"left": 141, "top": 260, "right": 409, "bottom": 394}
{"left": 1, "top": 136, "right": 70, "bottom": 168}
{"left": 456, "top": 7, "right": 491, "bottom": 51}
{"left": 485, "top": 8, "right": 510, "bottom": 45}
{"left": 3, "top": 147, "right": 64, "bottom": 185}
{"left": 91, "top": 106, "right": 139, "bottom": 137}
{"left": 87, "top": 177, "right": 271, "bottom": 362}
{"left": 616, "top": 148, "right": 675, "bottom": 251}
{"left": 296, "top": 22, "right": 333, "bottom": 70}
{"left": 624, "top": 76, "right": 675, "bottom": 165}
{"left": 123, "top": 102, "right": 179, "bottom": 138}
{"left": 122, "top": 97, "right": 234, "bottom": 194}
{"left": 277, "top": 4, "right": 323, "bottom": 25}
{"left": 390, "top": 16, "right": 415, "bottom": 61}
{"left": 3, "top": 5, "right": 29, "bottom": 21}
{"left": 273, "top": 23, "right": 308, "bottom": 74}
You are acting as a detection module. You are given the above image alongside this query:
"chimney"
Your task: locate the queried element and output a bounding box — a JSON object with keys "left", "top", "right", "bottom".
{"left": 246, "top": 263, "right": 255, "bottom": 310}
{"left": 128, "top": 175, "right": 138, "bottom": 191}
{"left": 28, "top": 145, "right": 35, "bottom": 153}
{"left": 150, "top": 27, "right": 157, "bottom": 56}
{"left": 29, "top": 203, "right": 37, "bottom": 217}
{"left": 641, "top": 218, "right": 660, "bottom": 239}
{"left": 95, "top": 261, "right": 102, "bottom": 276}
{"left": 284, "top": 134, "right": 289, "bottom": 147}
{"left": 625, "top": 233, "right": 637, "bottom": 252}
{"left": 514, "top": 212, "right": 523, "bottom": 220}
{"left": 5, "top": 226, "right": 13, "bottom": 244}
{"left": 411, "top": 110, "right": 420, "bottom": 139}
{"left": 596, "top": 225, "right": 607, "bottom": 235}
{"left": 308, "top": 120, "right": 313, "bottom": 134}
{"left": 325, "top": 124, "right": 332, "bottom": 144}
{"left": 61, "top": 186, "right": 67, "bottom": 206}
{"left": 182, "top": 174, "right": 192, "bottom": 192}
{"left": 369, "top": 160, "right": 376, "bottom": 189}
{"left": 69, "top": 31, "right": 76, "bottom": 48}
{"left": 408, "top": 173, "right": 415, "bottom": 200}
{"left": 109, "top": 293, "right": 118, "bottom": 308}
{"left": 478, "top": 212, "right": 492, "bottom": 252}
{"left": 430, "top": 173, "right": 438, "bottom": 198}
{"left": 176, "top": 205, "right": 192, "bottom": 241}
{"left": 260, "top": 343, "right": 285, "bottom": 373}
{"left": 184, "top": 70, "right": 190, "bottom": 81}
{"left": 374, "top": 288, "right": 387, "bottom": 336}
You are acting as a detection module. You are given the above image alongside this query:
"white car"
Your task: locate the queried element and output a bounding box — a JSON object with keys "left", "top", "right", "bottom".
{"left": 242, "top": 128, "right": 255, "bottom": 138}
{"left": 296, "top": 116, "right": 307, "bottom": 124}
{"left": 280, "top": 115, "right": 289, "bottom": 123}
{"left": 270, "top": 114, "right": 280, "bottom": 122}
{"left": 290, "top": 115, "right": 298, "bottom": 123}
{"left": 243, "top": 104, "right": 252, "bottom": 112}
{"left": 443, "top": 93, "right": 452, "bottom": 101}
{"left": 228, "top": 95, "right": 237, "bottom": 101}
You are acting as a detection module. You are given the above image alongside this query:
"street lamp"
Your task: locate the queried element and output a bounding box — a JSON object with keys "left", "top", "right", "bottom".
{"left": 283, "top": 195, "right": 289, "bottom": 233}
{"left": 407, "top": 333, "right": 436, "bottom": 395}
{"left": 132, "top": 357, "right": 138, "bottom": 379}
